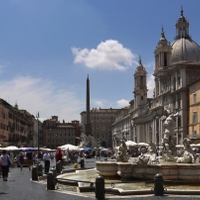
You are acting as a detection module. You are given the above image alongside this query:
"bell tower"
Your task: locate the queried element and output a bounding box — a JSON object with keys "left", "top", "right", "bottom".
{"left": 133, "top": 57, "right": 148, "bottom": 109}
{"left": 154, "top": 27, "right": 172, "bottom": 97}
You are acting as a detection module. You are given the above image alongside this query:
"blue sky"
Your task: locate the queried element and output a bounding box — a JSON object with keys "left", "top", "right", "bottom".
{"left": 0, "top": 0, "right": 199, "bottom": 122}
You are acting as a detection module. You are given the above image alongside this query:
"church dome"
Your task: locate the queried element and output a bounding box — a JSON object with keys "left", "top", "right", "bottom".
{"left": 171, "top": 9, "right": 200, "bottom": 64}
{"left": 171, "top": 38, "right": 200, "bottom": 64}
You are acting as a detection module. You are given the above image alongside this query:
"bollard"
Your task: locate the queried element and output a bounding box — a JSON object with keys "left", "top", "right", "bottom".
{"left": 32, "top": 165, "right": 38, "bottom": 181}
{"left": 56, "top": 161, "right": 62, "bottom": 174}
{"left": 79, "top": 159, "right": 85, "bottom": 169}
{"left": 95, "top": 175, "right": 105, "bottom": 200}
{"left": 154, "top": 173, "right": 164, "bottom": 196}
{"left": 50, "top": 167, "right": 57, "bottom": 178}
{"left": 47, "top": 172, "right": 55, "bottom": 190}
{"left": 37, "top": 163, "right": 43, "bottom": 176}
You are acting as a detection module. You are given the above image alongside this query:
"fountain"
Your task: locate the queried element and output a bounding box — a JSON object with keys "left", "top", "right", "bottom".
{"left": 56, "top": 110, "right": 200, "bottom": 196}
{"left": 96, "top": 110, "right": 200, "bottom": 182}
{"left": 79, "top": 132, "right": 96, "bottom": 149}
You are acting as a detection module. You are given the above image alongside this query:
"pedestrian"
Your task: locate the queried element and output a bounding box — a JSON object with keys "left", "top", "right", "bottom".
{"left": 56, "top": 148, "right": 63, "bottom": 163}
{"left": 0, "top": 150, "right": 11, "bottom": 181}
{"left": 43, "top": 151, "right": 51, "bottom": 174}
{"left": 0, "top": 151, "right": 2, "bottom": 177}
{"left": 26, "top": 151, "right": 33, "bottom": 170}
{"left": 32, "top": 152, "right": 38, "bottom": 165}
{"left": 18, "top": 152, "right": 25, "bottom": 170}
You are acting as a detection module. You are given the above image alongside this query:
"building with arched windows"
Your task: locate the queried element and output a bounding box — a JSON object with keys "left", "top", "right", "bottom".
{"left": 112, "top": 9, "right": 200, "bottom": 147}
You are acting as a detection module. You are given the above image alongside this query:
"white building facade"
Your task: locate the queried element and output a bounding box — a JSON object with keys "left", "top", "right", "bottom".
{"left": 112, "top": 10, "right": 200, "bottom": 148}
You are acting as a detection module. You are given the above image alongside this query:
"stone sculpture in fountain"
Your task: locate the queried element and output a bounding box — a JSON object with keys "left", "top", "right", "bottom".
{"left": 116, "top": 139, "right": 129, "bottom": 162}
{"left": 161, "top": 110, "right": 179, "bottom": 161}
{"left": 96, "top": 110, "right": 200, "bottom": 181}
{"left": 79, "top": 132, "right": 96, "bottom": 149}
{"left": 136, "top": 109, "right": 198, "bottom": 164}
{"left": 136, "top": 141, "right": 159, "bottom": 165}
{"left": 176, "top": 137, "right": 198, "bottom": 163}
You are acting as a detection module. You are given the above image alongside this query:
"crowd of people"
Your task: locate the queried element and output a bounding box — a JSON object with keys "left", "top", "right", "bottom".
{"left": 0, "top": 146, "right": 122, "bottom": 182}
{"left": 0, "top": 149, "right": 62, "bottom": 181}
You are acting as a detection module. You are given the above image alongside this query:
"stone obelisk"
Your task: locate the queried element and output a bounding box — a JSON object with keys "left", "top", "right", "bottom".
{"left": 85, "top": 75, "right": 92, "bottom": 136}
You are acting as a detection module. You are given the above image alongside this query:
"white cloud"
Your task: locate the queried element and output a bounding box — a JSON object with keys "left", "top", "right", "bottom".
{"left": 116, "top": 99, "right": 129, "bottom": 108}
{"left": 0, "top": 76, "right": 84, "bottom": 122}
{"left": 72, "top": 40, "right": 137, "bottom": 71}
{"left": 94, "top": 100, "right": 104, "bottom": 108}
{"left": 147, "top": 74, "right": 155, "bottom": 98}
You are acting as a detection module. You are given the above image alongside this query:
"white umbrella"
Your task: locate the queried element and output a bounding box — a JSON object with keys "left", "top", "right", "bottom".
{"left": 100, "top": 148, "right": 110, "bottom": 152}
{"left": 137, "top": 142, "right": 148, "bottom": 147}
{"left": 176, "top": 144, "right": 184, "bottom": 148}
{"left": 59, "top": 144, "right": 79, "bottom": 151}
{"left": 125, "top": 140, "right": 137, "bottom": 147}
{"left": 3, "top": 146, "right": 19, "bottom": 151}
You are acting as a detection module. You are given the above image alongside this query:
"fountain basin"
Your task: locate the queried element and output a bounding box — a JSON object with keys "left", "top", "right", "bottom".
{"left": 95, "top": 161, "right": 118, "bottom": 176}
{"left": 96, "top": 161, "right": 200, "bottom": 182}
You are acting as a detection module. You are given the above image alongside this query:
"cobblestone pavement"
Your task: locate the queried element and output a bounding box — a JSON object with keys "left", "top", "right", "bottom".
{"left": 1, "top": 158, "right": 200, "bottom": 200}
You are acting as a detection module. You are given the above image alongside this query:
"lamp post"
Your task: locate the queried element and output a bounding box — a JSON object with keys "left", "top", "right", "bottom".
{"left": 155, "top": 115, "right": 159, "bottom": 146}
{"left": 36, "top": 112, "right": 40, "bottom": 152}
{"left": 134, "top": 125, "right": 137, "bottom": 142}
{"left": 49, "top": 128, "right": 52, "bottom": 149}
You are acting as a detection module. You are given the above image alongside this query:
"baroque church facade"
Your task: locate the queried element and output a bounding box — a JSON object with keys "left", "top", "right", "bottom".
{"left": 112, "top": 10, "right": 200, "bottom": 147}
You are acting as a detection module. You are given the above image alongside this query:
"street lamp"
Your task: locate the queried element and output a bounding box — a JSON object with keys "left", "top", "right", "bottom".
{"left": 49, "top": 129, "right": 52, "bottom": 149}
{"left": 36, "top": 112, "right": 40, "bottom": 152}
{"left": 134, "top": 125, "right": 137, "bottom": 142}
{"left": 155, "top": 115, "right": 159, "bottom": 146}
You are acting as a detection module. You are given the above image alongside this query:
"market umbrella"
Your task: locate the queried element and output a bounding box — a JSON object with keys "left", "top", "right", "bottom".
{"left": 79, "top": 147, "right": 92, "bottom": 152}
{"left": 125, "top": 140, "right": 137, "bottom": 147}
{"left": 100, "top": 148, "right": 110, "bottom": 152}
{"left": 58, "top": 144, "right": 79, "bottom": 151}
{"left": 19, "top": 147, "right": 35, "bottom": 151}
{"left": 3, "top": 146, "right": 19, "bottom": 151}
{"left": 137, "top": 142, "right": 148, "bottom": 147}
{"left": 85, "top": 147, "right": 92, "bottom": 151}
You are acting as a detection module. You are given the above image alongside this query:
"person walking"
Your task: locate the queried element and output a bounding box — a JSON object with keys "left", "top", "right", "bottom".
{"left": 18, "top": 152, "right": 25, "bottom": 170}
{"left": 0, "top": 150, "right": 10, "bottom": 181}
{"left": 43, "top": 151, "right": 51, "bottom": 174}
{"left": 55, "top": 148, "right": 63, "bottom": 163}
{"left": 26, "top": 151, "right": 33, "bottom": 170}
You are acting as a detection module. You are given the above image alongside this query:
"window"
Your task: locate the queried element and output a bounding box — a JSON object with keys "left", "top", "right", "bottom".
{"left": 193, "top": 94, "right": 197, "bottom": 104}
{"left": 164, "top": 52, "right": 167, "bottom": 66}
{"left": 177, "top": 71, "right": 181, "bottom": 86}
{"left": 173, "top": 95, "right": 176, "bottom": 109}
{"left": 193, "top": 130, "right": 197, "bottom": 135}
{"left": 173, "top": 77, "right": 176, "bottom": 91}
{"left": 177, "top": 94, "right": 181, "bottom": 109}
{"left": 140, "top": 76, "right": 143, "bottom": 86}
{"left": 178, "top": 116, "right": 181, "bottom": 127}
{"left": 193, "top": 84, "right": 196, "bottom": 92}
{"left": 193, "top": 112, "right": 198, "bottom": 124}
